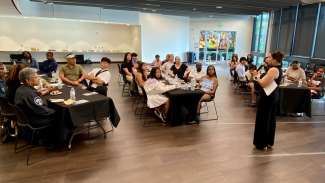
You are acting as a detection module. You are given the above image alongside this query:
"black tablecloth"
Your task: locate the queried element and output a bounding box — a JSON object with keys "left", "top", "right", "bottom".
{"left": 278, "top": 85, "right": 311, "bottom": 117}
{"left": 45, "top": 86, "right": 120, "bottom": 141}
{"left": 164, "top": 89, "right": 205, "bottom": 126}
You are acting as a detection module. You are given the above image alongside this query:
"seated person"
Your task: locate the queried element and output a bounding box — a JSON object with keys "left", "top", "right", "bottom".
{"left": 121, "top": 52, "right": 134, "bottom": 81}
{"left": 308, "top": 67, "right": 324, "bottom": 99}
{"left": 131, "top": 52, "right": 138, "bottom": 65}
{"left": 196, "top": 65, "right": 219, "bottom": 119}
{"left": 0, "top": 63, "right": 7, "bottom": 97}
{"left": 85, "top": 57, "right": 111, "bottom": 96}
{"left": 284, "top": 61, "right": 306, "bottom": 85}
{"left": 39, "top": 52, "right": 58, "bottom": 76}
{"left": 21, "top": 51, "right": 39, "bottom": 70}
{"left": 161, "top": 54, "right": 174, "bottom": 75}
{"left": 15, "top": 68, "right": 56, "bottom": 144}
{"left": 247, "top": 53, "right": 254, "bottom": 65}
{"left": 135, "top": 62, "right": 149, "bottom": 88}
{"left": 245, "top": 64, "right": 258, "bottom": 106}
{"left": 229, "top": 54, "right": 238, "bottom": 79}
{"left": 152, "top": 54, "right": 162, "bottom": 68}
{"left": 6, "top": 64, "right": 28, "bottom": 104}
{"left": 59, "top": 54, "right": 85, "bottom": 86}
{"left": 189, "top": 62, "right": 205, "bottom": 82}
{"left": 170, "top": 56, "right": 190, "bottom": 80}
{"left": 144, "top": 68, "right": 175, "bottom": 123}
{"left": 235, "top": 57, "right": 247, "bottom": 82}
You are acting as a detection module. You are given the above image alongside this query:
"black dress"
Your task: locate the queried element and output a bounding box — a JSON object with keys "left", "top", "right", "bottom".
{"left": 171, "top": 64, "right": 188, "bottom": 79}
{"left": 253, "top": 66, "right": 282, "bottom": 149}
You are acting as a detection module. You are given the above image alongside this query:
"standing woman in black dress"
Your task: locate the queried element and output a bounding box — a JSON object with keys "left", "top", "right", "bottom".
{"left": 252, "top": 51, "right": 284, "bottom": 150}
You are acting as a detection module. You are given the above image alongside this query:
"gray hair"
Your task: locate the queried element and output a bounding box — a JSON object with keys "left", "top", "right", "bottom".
{"left": 19, "top": 68, "right": 37, "bottom": 83}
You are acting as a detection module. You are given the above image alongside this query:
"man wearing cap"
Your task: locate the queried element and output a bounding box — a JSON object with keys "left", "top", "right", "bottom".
{"left": 85, "top": 57, "right": 111, "bottom": 95}
{"left": 59, "top": 54, "right": 85, "bottom": 86}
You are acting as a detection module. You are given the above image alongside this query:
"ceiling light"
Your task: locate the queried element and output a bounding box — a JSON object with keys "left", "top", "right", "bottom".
{"left": 192, "top": 8, "right": 197, "bottom": 11}
{"left": 216, "top": 6, "right": 223, "bottom": 9}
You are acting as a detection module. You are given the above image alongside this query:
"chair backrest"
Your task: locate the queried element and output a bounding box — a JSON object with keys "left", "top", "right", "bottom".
{"left": 0, "top": 97, "right": 15, "bottom": 115}
{"left": 117, "top": 64, "right": 122, "bottom": 74}
{"left": 13, "top": 105, "right": 33, "bottom": 129}
{"left": 140, "top": 87, "right": 148, "bottom": 102}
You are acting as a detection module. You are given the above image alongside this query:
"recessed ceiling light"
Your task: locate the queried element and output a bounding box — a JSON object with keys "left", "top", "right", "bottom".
{"left": 216, "top": 6, "right": 223, "bottom": 9}
{"left": 192, "top": 8, "right": 197, "bottom": 11}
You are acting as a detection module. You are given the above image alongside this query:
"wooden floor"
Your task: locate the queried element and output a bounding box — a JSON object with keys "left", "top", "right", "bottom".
{"left": 1, "top": 62, "right": 325, "bottom": 183}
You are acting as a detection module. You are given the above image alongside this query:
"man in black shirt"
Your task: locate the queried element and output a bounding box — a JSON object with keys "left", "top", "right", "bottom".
{"left": 15, "top": 68, "right": 55, "bottom": 130}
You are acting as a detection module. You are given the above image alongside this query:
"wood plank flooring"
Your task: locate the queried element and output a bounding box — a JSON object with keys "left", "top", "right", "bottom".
{"left": 1, "top": 62, "right": 325, "bottom": 183}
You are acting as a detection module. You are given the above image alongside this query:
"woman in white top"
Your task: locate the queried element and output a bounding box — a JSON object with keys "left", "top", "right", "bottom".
{"left": 197, "top": 65, "right": 219, "bottom": 115}
{"left": 144, "top": 68, "right": 175, "bottom": 122}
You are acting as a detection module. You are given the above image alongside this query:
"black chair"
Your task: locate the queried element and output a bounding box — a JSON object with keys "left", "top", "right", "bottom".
{"left": 0, "top": 97, "right": 16, "bottom": 143}
{"left": 13, "top": 105, "right": 51, "bottom": 166}
{"left": 117, "top": 64, "right": 124, "bottom": 86}
{"left": 118, "top": 64, "right": 131, "bottom": 96}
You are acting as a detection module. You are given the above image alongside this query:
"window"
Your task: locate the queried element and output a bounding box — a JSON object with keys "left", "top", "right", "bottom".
{"left": 314, "top": 4, "right": 325, "bottom": 59}
{"left": 270, "top": 10, "right": 281, "bottom": 52}
{"left": 293, "top": 4, "right": 318, "bottom": 57}
{"left": 251, "top": 12, "right": 270, "bottom": 65}
{"left": 278, "top": 7, "right": 296, "bottom": 55}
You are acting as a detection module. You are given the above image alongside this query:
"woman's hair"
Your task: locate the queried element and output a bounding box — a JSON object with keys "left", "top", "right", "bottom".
{"left": 137, "top": 61, "right": 147, "bottom": 81}
{"left": 148, "top": 67, "right": 163, "bottom": 80}
{"left": 123, "top": 52, "right": 131, "bottom": 64}
{"left": 231, "top": 54, "right": 238, "bottom": 62}
{"left": 206, "top": 65, "right": 217, "bottom": 78}
{"left": 7, "top": 64, "right": 27, "bottom": 83}
{"left": 22, "top": 51, "right": 32, "bottom": 60}
{"left": 271, "top": 51, "right": 284, "bottom": 64}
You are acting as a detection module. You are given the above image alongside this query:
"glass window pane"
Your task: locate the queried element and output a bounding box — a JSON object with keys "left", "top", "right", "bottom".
{"left": 258, "top": 13, "right": 269, "bottom": 53}
{"left": 293, "top": 4, "right": 318, "bottom": 57}
{"left": 253, "top": 15, "right": 261, "bottom": 52}
{"left": 314, "top": 4, "right": 325, "bottom": 59}
{"left": 270, "top": 10, "right": 281, "bottom": 52}
{"left": 278, "top": 7, "right": 296, "bottom": 55}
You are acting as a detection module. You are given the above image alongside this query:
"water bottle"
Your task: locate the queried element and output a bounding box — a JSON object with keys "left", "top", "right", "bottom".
{"left": 298, "top": 79, "right": 302, "bottom": 87}
{"left": 70, "top": 87, "right": 76, "bottom": 100}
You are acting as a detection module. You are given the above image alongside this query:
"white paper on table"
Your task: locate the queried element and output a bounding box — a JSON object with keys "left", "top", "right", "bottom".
{"left": 82, "top": 92, "right": 97, "bottom": 96}
{"left": 263, "top": 81, "right": 278, "bottom": 96}
{"left": 74, "top": 99, "right": 89, "bottom": 105}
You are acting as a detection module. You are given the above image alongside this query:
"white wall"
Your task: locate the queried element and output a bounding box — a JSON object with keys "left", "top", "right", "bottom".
{"left": 190, "top": 15, "right": 254, "bottom": 58}
{"left": 139, "top": 13, "right": 190, "bottom": 63}
{"left": 0, "top": 1, "right": 253, "bottom": 63}
{"left": 0, "top": 16, "right": 140, "bottom": 62}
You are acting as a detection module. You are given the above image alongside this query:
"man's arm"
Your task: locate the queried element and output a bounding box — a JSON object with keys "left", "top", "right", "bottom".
{"left": 59, "top": 69, "right": 78, "bottom": 86}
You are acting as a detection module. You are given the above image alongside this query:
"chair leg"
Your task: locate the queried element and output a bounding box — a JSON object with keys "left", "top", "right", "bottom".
{"left": 14, "top": 130, "right": 19, "bottom": 153}
{"left": 213, "top": 101, "right": 219, "bottom": 120}
{"left": 200, "top": 101, "right": 219, "bottom": 122}
{"left": 27, "top": 130, "right": 36, "bottom": 166}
